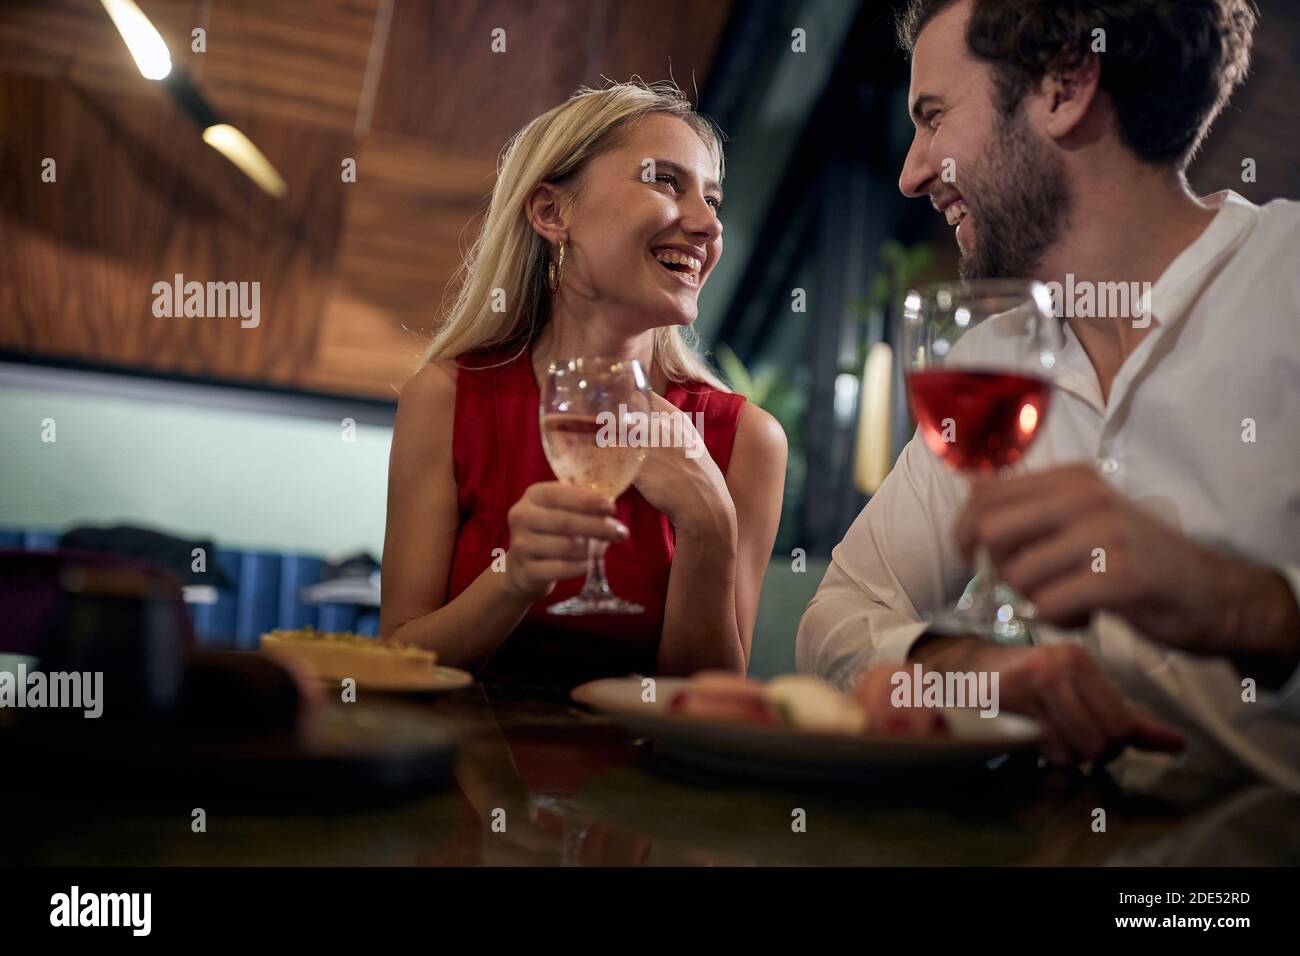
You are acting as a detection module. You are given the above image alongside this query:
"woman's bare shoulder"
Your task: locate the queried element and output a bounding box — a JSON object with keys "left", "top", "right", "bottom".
{"left": 393, "top": 360, "right": 459, "bottom": 458}
{"left": 734, "top": 403, "right": 788, "bottom": 460}
{"left": 399, "top": 359, "right": 457, "bottom": 407}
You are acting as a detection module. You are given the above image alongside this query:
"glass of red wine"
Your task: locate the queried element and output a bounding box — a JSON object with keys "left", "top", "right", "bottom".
{"left": 901, "top": 279, "right": 1062, "bottom": 643}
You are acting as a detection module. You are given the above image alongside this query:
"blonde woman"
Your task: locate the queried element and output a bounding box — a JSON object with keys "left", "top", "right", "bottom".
{"left": 380, "top": 81, "right": 787, "bottom": 685}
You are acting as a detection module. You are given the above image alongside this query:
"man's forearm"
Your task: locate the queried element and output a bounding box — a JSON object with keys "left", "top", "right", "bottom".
{"left": 910, "top": 564, "right": 1300, "bottom": 690}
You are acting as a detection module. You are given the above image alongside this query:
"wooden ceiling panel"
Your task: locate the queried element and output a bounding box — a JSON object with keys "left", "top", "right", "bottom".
{"left": 0, "top": 0, "right": 736, "bottom": 399}
{"left": 0, "top": 0, "right": 380, "bottom": 133}
{"left": 370, "top": 0, "right": 732, "bottom": 158}
{"left": 0, "top": 0, "right": 196, "bottom": 99}
{"left": 0, "top": 72, "right": 353, "bottom": 387}
{"left": 199, "top": 0, "right": 380, "bottom": 133}
{"left": 331, "top": 133, "right": 492, "bottom": 320}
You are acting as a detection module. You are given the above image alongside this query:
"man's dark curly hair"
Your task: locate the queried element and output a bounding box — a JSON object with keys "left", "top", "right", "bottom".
{"left": 895, "top": 0, "right": 1256, "bottom": 169}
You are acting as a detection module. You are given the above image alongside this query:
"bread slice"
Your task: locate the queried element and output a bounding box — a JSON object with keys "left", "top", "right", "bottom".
{"left": 260, "top": 628, "right": 436, "bottom": 685}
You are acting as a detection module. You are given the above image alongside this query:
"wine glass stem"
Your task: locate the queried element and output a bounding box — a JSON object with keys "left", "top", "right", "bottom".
{"left": 970, "top": 544, "right": 999, "bottom": 616}
{"left": 578, "top": 538, "right": 614, "bottom": 598}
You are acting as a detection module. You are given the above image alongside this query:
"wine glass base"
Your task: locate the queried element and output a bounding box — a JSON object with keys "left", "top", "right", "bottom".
{"left": 925, "top": 606, "right": 1033, "bottom": 646}
{"left": 547, "top": 595, "right": 644, "bottom": 616}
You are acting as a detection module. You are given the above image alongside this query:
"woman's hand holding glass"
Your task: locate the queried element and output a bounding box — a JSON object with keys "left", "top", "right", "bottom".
{"left": 503, "top": 482, "right": 630, "bottom": 602}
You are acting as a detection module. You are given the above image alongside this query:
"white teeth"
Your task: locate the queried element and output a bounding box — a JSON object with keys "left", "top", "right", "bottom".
{"left": 944, "top": 201, "right": 969, "bottom": 226}
{"left": 653, "top": 250, "right": 702, "bottom": 274}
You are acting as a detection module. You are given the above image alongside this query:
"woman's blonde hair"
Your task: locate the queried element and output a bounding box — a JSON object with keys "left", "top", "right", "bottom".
{"left": 423, "top": 79, "right": 728, "bottom": 390}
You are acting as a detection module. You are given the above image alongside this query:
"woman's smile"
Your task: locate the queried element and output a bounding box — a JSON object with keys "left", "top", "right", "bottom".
{"left": 650, "top": 247, "right": 703, "bottom": 287}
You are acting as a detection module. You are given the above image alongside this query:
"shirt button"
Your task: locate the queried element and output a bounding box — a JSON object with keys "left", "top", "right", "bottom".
{"left": 1098, "top": 456, "right": 1119, "bottom": 475}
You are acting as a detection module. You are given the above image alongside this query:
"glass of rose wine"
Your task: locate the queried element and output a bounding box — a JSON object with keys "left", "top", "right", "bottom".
{"left": 539, "top": 356, "right": 651, "bottom": 615}
{"left": 901, "top": 279, "right": 1062, "bottom": 643}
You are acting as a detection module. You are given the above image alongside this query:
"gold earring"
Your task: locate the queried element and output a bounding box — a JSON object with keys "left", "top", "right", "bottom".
{"left": 547, "top": 240, "right": 566, "bottom": 293}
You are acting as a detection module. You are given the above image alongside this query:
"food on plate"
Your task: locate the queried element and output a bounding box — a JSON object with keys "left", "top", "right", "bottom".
{"left": 765, "top": 675, "right": 869, "bottom": 734}
{"left": 668, "top": 672, "right": 781, "bottom": 725}
{"left": 259, "top": 628, "right": 436, "bottom": 685}
{"left": 853, "top": 664, "right": 951, "bottom": 737}
{"left": 669, "top": 670, "right": 950, "bottom": 737}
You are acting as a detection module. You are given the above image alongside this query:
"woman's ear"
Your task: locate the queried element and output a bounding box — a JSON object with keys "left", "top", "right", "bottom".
{"left": 524, "top": 181, "right": 569, "bottom": 247}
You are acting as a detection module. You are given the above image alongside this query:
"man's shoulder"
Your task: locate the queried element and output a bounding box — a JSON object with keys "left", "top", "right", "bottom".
{"left": 1226, "top": 194, "right": 1300, "bottom": 257}
{"left": 1253, "top": 195, "right": 1300, "bottom": 234}
{"left": 1240, "top": 197, "right": 1300, "bottom": 306}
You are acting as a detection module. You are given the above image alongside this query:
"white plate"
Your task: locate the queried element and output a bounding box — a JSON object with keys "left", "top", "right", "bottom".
{"left": 573, "top": 677, "right": 1042, "bottom": 781}
{"left": 316, "top": 665, "right": 474, "bottom": 695}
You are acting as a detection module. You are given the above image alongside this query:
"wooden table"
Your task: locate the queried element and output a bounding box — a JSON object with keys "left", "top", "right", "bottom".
{"left": 5, "top": 681, "right": 1297, "bottom": 866}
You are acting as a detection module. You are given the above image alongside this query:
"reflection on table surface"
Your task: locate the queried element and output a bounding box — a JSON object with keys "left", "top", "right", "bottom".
{"left": 5, "top": 681, "right": 1298, "bottom": 866}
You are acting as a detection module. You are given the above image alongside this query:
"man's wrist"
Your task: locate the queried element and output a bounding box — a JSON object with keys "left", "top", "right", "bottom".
{"left": 908, "top": 632, "right": 994, "bottom": 672}
{"left": 1219, "top": 561, "right": 1300, "bottom": 687}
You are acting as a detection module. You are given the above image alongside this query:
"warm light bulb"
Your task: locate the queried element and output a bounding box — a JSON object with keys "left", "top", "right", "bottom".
{"left": 100, "top": 0, "right": 172, "bottom": 80}
{"left": 202, "top": 124, "right": 288, "bottom": 198}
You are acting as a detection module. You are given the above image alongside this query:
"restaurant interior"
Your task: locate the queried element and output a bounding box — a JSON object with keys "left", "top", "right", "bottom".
{"left": 1, "top": 0, "right": 1299, "bottom": 893}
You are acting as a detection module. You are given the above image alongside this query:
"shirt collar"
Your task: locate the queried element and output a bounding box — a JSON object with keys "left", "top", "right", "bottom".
{"left": 1143, "top": 190, "right": 1260, "bottom": 332}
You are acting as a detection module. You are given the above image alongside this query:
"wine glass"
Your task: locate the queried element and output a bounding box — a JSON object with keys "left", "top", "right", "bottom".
{"left": 900, "top": 279, "right": 1062, "bottom": 643}
{"left": 539, "top": 356, "right": 651, "bottom": 615}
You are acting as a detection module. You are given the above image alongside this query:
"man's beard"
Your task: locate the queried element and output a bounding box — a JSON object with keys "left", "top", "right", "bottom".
{"left": 958, "top": 108, "right": 1071, "bottom": 280}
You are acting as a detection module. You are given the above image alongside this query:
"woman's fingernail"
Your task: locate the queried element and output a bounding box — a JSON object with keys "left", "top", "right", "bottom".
{"left": 613, "top": 521, "right": 629, "bottom": 539}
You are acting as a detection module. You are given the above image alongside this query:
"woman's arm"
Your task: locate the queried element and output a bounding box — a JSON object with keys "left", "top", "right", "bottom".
{"left": 379, "top": 362, "right": 625, "bottom": 671}
{"left": 379, "top": 362, "right": 530, "bottom": 668}
{"left": 655, "top": 403, "right": 788, "bottom": 675}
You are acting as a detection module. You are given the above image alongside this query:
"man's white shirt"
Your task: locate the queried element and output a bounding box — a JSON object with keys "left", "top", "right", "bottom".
{"left": 797, "top": 190, "right": 1300, "bottom": 792}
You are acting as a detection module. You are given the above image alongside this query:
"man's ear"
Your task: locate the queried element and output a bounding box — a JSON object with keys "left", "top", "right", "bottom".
{"left": 524, "top": 181, "right": 569, "bottom": 247}
{"left": 1039, "top": 50, "right": 1101, "bottom": 143}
